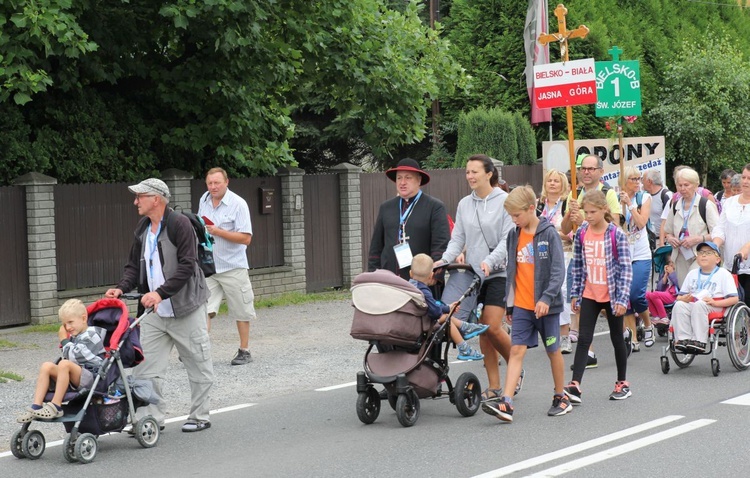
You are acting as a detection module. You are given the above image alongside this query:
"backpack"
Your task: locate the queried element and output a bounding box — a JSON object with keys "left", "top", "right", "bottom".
{"left": 635, "top": 191, "right": 658, "bottom": 251}
{"left": 578, "top": 223, "right": 618, "bottom": 261}
{"left": 659, "top": 188, "right": 670, "bottom": 209}
{"left": 167, "top": 207, "right": 216, "bottom": 277}
{"left": 671, "top": 196, "right": 709, "bottom": 233}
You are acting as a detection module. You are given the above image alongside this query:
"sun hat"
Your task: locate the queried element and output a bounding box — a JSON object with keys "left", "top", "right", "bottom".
{"left": 128, "top": 178, "right": 171, "bottom": 198}
{"left": 385, "top": 158, "right": 430, "bottom": 185}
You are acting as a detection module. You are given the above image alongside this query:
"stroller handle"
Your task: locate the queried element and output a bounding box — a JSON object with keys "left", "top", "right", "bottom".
{"left": 119, "top": 293, "right": 155, "bottom": 325}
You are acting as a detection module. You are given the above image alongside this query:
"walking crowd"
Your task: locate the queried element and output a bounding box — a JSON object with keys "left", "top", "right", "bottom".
{"left": 367, "top": 155, "right": 750, "bottom": 424}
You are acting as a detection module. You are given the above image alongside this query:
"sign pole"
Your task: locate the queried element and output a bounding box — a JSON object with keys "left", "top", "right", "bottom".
{"left": 538, "top": 4, "right": 589, "bottom": 199}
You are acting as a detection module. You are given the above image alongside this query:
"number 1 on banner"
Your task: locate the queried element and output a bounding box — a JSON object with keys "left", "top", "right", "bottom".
{"left": 610, "top": 77, "right": 620, "bottom": 97}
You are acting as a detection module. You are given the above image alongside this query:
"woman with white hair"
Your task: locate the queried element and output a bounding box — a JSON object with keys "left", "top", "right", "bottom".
{"left": 663, "top": 167, "right": 720, "bottom": 285}
{"left": 712, "top": 164, "right": 750, "bottom": 297}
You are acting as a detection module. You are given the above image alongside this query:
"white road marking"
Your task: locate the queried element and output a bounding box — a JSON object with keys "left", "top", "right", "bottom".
{"left": 1, "top": 403, "right": 256, "bottom": 459}
{"left": 471, "top": 415, "right": 684, "bottom": 478}
{"left": 315, "top": 382, "right": 357, "bottom": 391}
{"left": 523, "top": 419, "right": 715, "bottom": 477}
{"left": 721, "top": 392, "right": 750, "bottom": 406}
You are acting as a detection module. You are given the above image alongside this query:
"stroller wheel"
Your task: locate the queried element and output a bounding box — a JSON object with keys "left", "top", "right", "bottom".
{"left": 356, "top": 387, "right": 381, "bottom": 425}
{"left": 21, "top": 429, "right": 46, "bottom": 460}
{"left": 63, "top": 435, "right": 77, "bottom": 463}
{"left": 10, "top": 429, "right": 26, "bottom": 459}
{"left": 396, "top": 389, "right": 420, "bottom": 428}
{"left": 453, "top": 372, "right": 481, "bottom": 417}
{"left": 74, "top": 433, "right": 98, "bottom": 464}
{"left": 135, "top": 416, "right": 161, "bottom": 448}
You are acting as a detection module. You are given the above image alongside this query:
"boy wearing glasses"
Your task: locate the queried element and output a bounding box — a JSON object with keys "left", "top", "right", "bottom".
{"left": 671, "top": 241, "right": 738, "bottom": 353}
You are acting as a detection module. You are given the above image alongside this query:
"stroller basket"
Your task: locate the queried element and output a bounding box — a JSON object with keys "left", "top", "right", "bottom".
{"left": 62, "top": 398, "right": 129, "bottom": 434}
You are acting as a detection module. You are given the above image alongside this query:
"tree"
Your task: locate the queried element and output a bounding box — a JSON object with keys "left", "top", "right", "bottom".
{"left": 0, "top": 0, "right": 467, "bottom": 184}
{"left": 651, "top": 35, "right": 750, "bottom": 188}
{"left": 454, "top": 107, "right": 517, "bottom": 166}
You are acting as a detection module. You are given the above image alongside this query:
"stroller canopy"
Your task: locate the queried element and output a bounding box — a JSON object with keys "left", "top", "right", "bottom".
{"left": 351, "top": 269, "right": 427, "bottom": 315}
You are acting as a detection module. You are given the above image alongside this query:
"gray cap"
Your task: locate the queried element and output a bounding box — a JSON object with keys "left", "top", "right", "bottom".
{"left": 128, "top": 178, "right": 171, "bottom": 198}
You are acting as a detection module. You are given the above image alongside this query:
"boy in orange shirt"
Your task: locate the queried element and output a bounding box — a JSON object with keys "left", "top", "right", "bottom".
{"left": 482, "top": 186, "right": 569, "bottom": 422}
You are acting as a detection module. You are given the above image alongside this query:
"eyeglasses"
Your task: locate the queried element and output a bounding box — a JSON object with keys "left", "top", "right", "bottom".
{"left": 697, "top": 250, "right": 718, "bottom": 257}
{"left": 580, "top": 167, "right": 600, "bottom": 173}
{"left": 628, "top": 177, "right": 642, "bottom": 182}
{"left": 135, "top": 194, "right": 156, "bottom": 200}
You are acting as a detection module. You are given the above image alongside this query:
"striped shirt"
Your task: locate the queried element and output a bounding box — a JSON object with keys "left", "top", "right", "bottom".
{"left": 198, "top": 189, "right": 253, "bottom": 272}
{"left": 61, "top": 326, "right": 106, "bottom": 371}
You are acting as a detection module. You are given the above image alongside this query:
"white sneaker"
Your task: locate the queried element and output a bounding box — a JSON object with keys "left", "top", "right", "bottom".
{"left": 560, "top": 335, "right": 572, "bottom": 354}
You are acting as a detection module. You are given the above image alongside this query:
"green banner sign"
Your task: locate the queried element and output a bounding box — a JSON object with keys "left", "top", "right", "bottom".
{"left": 595, "top": 60, "right": 642, "bottom": 117}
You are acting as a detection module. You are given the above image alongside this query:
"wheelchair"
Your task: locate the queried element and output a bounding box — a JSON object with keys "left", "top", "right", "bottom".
{"left": 660, "top": 256, "right": 750, "bottom": 376}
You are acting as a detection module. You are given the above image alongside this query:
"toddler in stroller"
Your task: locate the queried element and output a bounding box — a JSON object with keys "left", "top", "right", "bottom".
{"left": 10, "top": 297, "right": 160, "bottom": 463}
{"left": 351, "top": 261, "right": 484, "bottom": 427}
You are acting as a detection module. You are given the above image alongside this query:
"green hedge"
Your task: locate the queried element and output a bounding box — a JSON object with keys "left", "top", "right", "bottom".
{"left": 454, "top": 107, "right": 536, "bottom": 166}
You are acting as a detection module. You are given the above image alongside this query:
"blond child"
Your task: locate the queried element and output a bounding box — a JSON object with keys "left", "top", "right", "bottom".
{"left": 409, "top": 254, "right": 489, "bottom": 360}
{"left": 17, "top": 299, "right": 106, "bottom": 422}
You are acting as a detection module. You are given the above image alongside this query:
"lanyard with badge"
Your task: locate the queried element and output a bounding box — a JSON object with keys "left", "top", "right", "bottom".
{"left": 147, "top": 222, "right": 162, "bottom": 281}
{"left": 393, "top": 190, "right": 422, "bottom": 269}
{"left": 693, "top": 265, "right": 719, "bottom": 300}
{"left": 679, "top": 194, "right": 697, "bottom": 241}
{"left": 543, "top": 199, "right": 562, "bottom": 222}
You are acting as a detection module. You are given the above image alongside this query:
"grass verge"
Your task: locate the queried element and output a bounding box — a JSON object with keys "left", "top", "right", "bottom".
{"left": 0, "top": 339, "right": 19, "bottom": 349}
{"left": 20, "top": 323, "right": 60, "bottom": 334}
{"left": 218, "top": 289, "right": 350, "bottom": 313}
{"left": 0, "top": 370, "right": 24, "bottom": 383}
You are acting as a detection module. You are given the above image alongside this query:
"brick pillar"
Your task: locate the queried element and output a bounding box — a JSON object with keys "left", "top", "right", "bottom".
{"left": 161, "top": 168, "right": 193, "bottom": 210}
{"left": 277, "top": 167, "right": 306, "bottom": 293}
{"left": 12, "top": 172, "right": 59, "bottom": 324}
{"left": 332, "top": 162, "right": 362, "bottom": 287}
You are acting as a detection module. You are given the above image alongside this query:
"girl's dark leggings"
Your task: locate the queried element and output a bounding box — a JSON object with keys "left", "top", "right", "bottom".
{"left": 572, "top": 298, "right": 629, "bottom": 384}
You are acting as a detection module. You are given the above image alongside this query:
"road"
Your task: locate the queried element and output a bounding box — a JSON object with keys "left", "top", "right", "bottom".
{"left": 3, "top": 330, "right": 749, "bottom": 477}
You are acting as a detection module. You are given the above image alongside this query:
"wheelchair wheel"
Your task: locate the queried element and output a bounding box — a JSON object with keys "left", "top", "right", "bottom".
{"left": 396, "top": 389, "right": 420, "bottom": 427}
{"left": 453, "top": 372, "right": 481, "bottom": 417}
{"left": 670, "top": 349, "right": 695, "bottom": 368}
{"left": 356, "top": 387, "right": 380, "bottom": 425}
{"left": 660, "top": 356, "right": 670, "bottom": 374}
{"left": 711, "top": 358, "right": 721, "bottom": 376}
{"left": 726, "top": 303, "right": 750, "bottom": 371}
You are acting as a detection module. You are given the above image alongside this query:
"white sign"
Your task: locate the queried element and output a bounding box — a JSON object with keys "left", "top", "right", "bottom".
{"left": 542, "top": 136, "right": 666, "bottom": 189}
{"left": 533, "top": 58, "right": 597, "bottom": 108}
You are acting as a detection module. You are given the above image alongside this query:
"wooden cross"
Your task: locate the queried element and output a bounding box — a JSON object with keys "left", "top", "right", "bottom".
{"left": 537, "top": 3, "right": 590, "bottom": 198}
{"left": 538, "top": 4, "right": 589, "bottom": 62}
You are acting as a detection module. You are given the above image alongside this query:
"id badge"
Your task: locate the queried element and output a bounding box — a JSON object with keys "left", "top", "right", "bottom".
{"left": 394, "top": 242, "right": 413, "bottom": 269}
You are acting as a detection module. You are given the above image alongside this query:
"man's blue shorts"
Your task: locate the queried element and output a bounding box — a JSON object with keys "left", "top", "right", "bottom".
{"left": 511, "top": 306, "right": 561, "bottom": 352}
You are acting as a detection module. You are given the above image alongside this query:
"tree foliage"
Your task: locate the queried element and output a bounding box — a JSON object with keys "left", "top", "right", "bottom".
{"left": 0, "top": 0, "right": 467, "bottom": 184}
{"left": 454, "top": 107, "right": 518, "bottom": 166}
{"left": 652, "top": 35, "right": 750, "bottom": 187}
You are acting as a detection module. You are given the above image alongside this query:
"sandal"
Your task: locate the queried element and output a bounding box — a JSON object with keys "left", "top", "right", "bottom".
{"left": 181, "top": 420, "right": 211, "bottom": 433}
{"left": 644, "top": 326, "right": 655, "bottom": 348}
{"left": 481, "top": 388, "right": 503, "bottom": 402}
{"left": 31, "top": 402, "right": 63, "bottom": 421}
{"left": 16, "top": 407, "right": 37, "bottom": 423}
{"left": 569, "top": 329, "right": 579, "bottom": 343}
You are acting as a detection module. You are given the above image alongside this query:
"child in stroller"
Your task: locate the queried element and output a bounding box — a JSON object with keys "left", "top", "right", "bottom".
{"left": 17, "top": 299, "right": 106, "bottom": 423}
{"left": 351, "top": 263, "right": 484, "bottom": 427}
{"left": 647, "top": 258, "right": 679, "bottom": 329}
{"left": 10, "top": 296, "right": 159, "bottom": 464}
{"left": 409, "top": 254, "right": 489, "bottom": 360}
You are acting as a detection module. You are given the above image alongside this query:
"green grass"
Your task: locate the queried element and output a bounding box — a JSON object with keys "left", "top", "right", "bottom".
{"left": 218, "top": 289, "right": 350, "bottom": 312}
{"left": 20, "top": 323, "right": 61, "bottom": 334}
{"left": 0, "top": 338, "right": 19, "bottom": 349}
{"left": 0, "top": 370, "right": 24, "bottom": 383}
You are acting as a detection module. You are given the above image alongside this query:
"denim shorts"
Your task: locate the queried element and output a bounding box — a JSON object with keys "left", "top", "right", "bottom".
{"left": 511, "top": 307, "right": 561, "bottom": 352}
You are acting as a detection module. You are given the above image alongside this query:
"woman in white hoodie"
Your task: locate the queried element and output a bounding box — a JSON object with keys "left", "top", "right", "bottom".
{"left": 441, "top": 154, "right": 515, "bottom": 402}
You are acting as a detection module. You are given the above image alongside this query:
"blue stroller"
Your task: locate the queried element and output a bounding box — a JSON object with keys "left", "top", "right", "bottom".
{"left": 10, "top": 298, "right": 159, "bottom": 464}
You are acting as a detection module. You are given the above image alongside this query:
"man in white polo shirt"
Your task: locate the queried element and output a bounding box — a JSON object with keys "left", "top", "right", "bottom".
{"left": 198, "top": 167, "right": 256, "bottom": 365}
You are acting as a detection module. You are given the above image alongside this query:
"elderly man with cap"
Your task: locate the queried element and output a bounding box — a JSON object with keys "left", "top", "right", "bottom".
{"left": 368, "top": 158, "right": 450, "bottom": 281}
{"left": 105, "top": 178, "right": 215, "bottom": 433}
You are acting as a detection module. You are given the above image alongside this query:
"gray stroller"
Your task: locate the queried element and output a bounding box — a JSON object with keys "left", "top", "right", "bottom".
{"left": 350, "top": 264, "right": 482, "bottom": 427}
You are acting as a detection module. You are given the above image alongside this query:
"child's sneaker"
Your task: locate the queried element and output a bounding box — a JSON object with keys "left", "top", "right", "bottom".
{"left": 482, "top": 396, "right": 514, "bottom": 422}
{"left": 457, "top": 345, "right": 484, "bottom": 361}
{"left": 515, "top": 368, "right": 525, "bottom": 396}
{"left": 560, "top": 335, "right": 572, "bottom": 354}
{"left": 548, "top": 394, "right": 573, "bottom": 416}
{"left": 569, "top": 329, "right": 579, "bottom": 343}
{"left": 460, "top": 322, "right": 490, "bottom": 340}
{"left": 569, "top": 354, "right": 597, "bottom": 370}
{"left": 609, "top": 381, "right": 632, "bottom": 400}
{"left": 564, "top": 380, "right": 582, "bottom": 405}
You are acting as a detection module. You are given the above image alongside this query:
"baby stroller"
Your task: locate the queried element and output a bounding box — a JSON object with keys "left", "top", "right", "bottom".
{"left": 350, "top": 264, "right": 483, "bottom": 427}
{"left": 10, "top": 297, "right": 160, "bottom": 463}
{"left": 651, "top": 244, "right": 674, "bottom": 338}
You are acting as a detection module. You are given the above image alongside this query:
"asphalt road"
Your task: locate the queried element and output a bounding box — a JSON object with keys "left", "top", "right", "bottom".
{"left": 4, "top": 328, "right": 750, "bottom": 477}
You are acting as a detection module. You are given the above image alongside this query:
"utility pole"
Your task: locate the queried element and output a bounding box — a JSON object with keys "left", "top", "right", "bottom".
{"left": 430, "top": 0, "right": 439, "bottom": 147}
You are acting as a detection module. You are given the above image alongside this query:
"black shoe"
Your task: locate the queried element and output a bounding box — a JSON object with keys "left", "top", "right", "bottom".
{"left": 231, "top": 348, "right": 252, "bottom": 365}
{"left": 378, "top": 388, "right": 389, "bottom": 400}
{"left": 570, "top": 354, "right": 597, "bottom": 370}
{"left": 182, "top": 420, "right": 211, "bottom": 432}
{"left": 687, "top": 341, "right": 706, "bottom": 353}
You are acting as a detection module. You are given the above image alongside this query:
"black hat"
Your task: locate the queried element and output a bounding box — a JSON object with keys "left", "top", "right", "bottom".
{"left": 385, "top": 158, "right": 430, "bottom": 185}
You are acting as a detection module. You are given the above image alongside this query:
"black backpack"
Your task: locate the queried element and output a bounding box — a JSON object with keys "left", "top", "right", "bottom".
{"left": 671, "top": 195, "right": 709, "bottom": 232}
{"left": 167, "top": 207, "right": 216, "bottom": 277}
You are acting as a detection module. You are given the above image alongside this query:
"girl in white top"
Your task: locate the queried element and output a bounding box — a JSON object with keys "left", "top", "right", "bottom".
{"left": 619, "top": 166, "right": 654, "bottom": 350}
